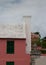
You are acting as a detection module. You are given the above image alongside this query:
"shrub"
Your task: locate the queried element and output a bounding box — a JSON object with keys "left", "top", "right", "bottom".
{"left": 41, "top": 50, "right": 46, "bottom": 54}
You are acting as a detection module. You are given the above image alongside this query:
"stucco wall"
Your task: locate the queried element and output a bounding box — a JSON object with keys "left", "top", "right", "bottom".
{"left": 0, "top": 39, "right": 30, "bottom": 65}
{"left": 35, "top": 56, "right": 46, "bottom": 65}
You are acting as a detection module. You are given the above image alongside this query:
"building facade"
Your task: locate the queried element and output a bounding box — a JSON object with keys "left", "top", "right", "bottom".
{"left": 0, "top": 24, "right": 30, "bottom": 65}
{"left": 0, "top": 38, "right": 30, "bottom": 65}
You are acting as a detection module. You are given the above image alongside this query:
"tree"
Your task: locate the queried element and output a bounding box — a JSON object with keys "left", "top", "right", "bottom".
{"left": 34, "top": 32, "right": 41, "bottom": 37}
{"left": 41, "top": 37, "right": 46, "bottom": 48}
{"left": 33, "top": 32, "right": 41, "bottom": 46}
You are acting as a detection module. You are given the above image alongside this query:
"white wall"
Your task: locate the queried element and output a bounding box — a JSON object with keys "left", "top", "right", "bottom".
{"left": 35, "top": 56, "right": 46, "bottom": 65}
{"left": 23, "top": 16, "right": 31, "bottom": 54}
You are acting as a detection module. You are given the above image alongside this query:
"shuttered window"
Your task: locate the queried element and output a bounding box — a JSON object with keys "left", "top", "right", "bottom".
{"left": 6, "top": 62, "right": 14, "bottom": 65}
{"left": 7, "top": 41, "right": 14, "bottom": 54}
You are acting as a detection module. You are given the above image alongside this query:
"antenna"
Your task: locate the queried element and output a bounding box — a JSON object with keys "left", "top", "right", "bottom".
{"left": 23, "top": 16, "right": 31, "bottom": 54}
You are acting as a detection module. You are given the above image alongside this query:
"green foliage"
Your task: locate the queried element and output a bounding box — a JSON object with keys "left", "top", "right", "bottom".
{"left": 43, "top": 37, "right": 46, "bottom": 39}
{"left": 41, "top": 50, "right": 46, "bottom": 54}
{"left": 34, "top": 32, "right": 41, "bottom": 37}
{"left": 34, "top": 32, "right": 39, "bottom": 34}
{"left": 34, "top": 37, "right": 41, "bottom": 47}
{"left": 36, "top": 38, "right": 41, "bottom": 46}
{"left": 42, "top": 40, "right": 46, "bottom": 48}
{"left": 41, "top": 37, "right": 46, "bottom": 48}
{"left": 33, "top": 32, "right": 41, "bottom": 46}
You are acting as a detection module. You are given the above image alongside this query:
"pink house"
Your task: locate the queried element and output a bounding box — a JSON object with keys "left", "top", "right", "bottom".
{"left": 0, "top": 24, "right": 30, "bottom": 65}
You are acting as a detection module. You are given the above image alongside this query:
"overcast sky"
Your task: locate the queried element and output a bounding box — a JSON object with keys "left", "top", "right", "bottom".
{"left": 0, "top": 0, "right": 46, "bottom": 38}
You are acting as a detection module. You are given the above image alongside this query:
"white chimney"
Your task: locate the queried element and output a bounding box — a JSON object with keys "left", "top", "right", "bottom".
{"left": 23, "top": 16, "right": 31, "bottom": 54}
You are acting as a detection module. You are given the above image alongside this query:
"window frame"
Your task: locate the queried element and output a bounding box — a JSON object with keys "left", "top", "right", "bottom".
{"left": 7, "top": 40, "right": 14, "bottom": 54}
{"left": 6, "top": 62, "right": 14, "bottom": 65}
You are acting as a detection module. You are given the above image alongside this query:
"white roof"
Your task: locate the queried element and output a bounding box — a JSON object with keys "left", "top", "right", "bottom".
{"left": 0, "top": 24, "right": 26, "bottom": 38}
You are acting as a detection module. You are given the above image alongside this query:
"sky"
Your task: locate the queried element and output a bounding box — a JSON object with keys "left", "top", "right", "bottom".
{"left": 0, "top": 0, "right": 46, "bottom": 38}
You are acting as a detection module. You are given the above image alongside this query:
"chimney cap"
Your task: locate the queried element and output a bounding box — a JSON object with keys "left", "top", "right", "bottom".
{"left": 23, "top": 16, "right": 31, "bottom": 17}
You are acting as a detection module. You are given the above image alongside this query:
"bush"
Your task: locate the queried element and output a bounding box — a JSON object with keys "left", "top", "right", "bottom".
{"left": 41, "top": 50, "right": 46, "bottom": 54}
{"left": 42, "top": 42, "right": 46, "bottom": 48}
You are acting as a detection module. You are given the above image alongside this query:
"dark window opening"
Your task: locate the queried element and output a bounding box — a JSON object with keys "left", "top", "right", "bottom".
{"left": 7, "top": 40, "right": 14, "bottom": 54}
{"left": 6, "top": 62, "right": 14, "bottom": 65}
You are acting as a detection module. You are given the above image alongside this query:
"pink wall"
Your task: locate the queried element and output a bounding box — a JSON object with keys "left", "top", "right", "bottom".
{"left": 0, "top": 39, "right": 30, "bottom": 65}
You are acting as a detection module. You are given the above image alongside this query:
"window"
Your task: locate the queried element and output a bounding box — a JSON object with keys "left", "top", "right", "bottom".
{"left": 7, "top": 40, "right": 14, "bottom": 54}
{"left": 6, "top": 62, "right": 14, "bottom": 65}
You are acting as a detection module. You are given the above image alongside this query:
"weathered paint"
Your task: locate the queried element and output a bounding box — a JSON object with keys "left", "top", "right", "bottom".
{"left": 0, "top": 24, "right": 26, "bottom": 38}
{"left": 23, "top": 16, "right": 31, "bottom": 54}
{"left": 0, "top": 39, "right": 30, "bottom": 65}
